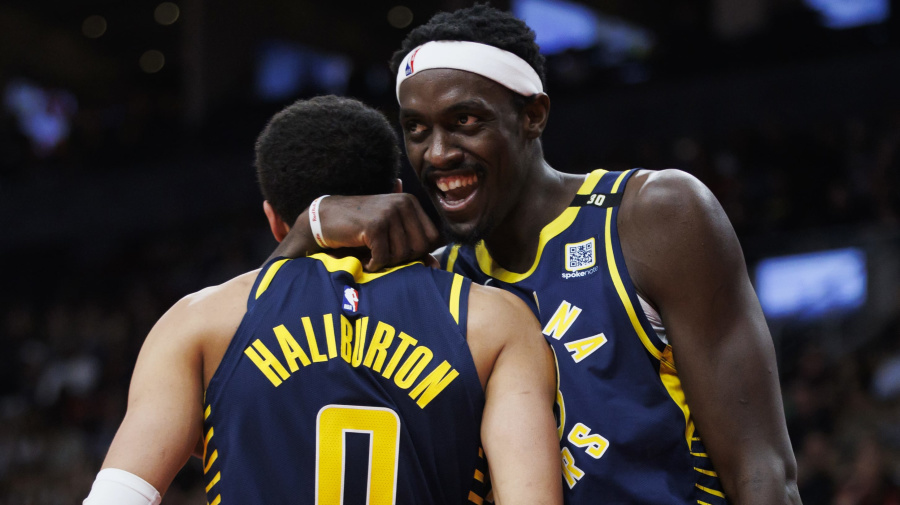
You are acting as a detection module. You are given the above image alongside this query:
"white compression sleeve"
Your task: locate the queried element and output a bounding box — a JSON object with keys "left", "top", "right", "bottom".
{"left": 83, "top": 468, "right": 162, "bottom": 505}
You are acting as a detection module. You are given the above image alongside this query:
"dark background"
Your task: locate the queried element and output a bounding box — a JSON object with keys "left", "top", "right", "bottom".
{"left": 1, "top": 0, "right": 900, "bottom": 503}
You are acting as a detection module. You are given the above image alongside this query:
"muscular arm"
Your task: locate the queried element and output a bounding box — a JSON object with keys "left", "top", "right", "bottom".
{"left": 468, "top": 285, "right": 562, "bottom": 505}
{"left": 99, "top": 296, "right": 205, "bottom": 495}
{"left": 267, "top": 194, "right": 440, "bottom": 270}
{"left": 620, "top": 170, "right": 800, "bottom": 505}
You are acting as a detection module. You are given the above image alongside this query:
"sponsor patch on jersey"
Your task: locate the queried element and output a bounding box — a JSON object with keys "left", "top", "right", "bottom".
{"left": 562, "top": 238, "right": 599, "bottom": 279}
{"left": 342, "top": 286, "right": 359, "bottom": 313}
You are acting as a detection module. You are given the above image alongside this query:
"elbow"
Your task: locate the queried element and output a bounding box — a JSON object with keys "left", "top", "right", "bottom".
{"left": 725, "top": 452, "right": 802, "bottom": 505}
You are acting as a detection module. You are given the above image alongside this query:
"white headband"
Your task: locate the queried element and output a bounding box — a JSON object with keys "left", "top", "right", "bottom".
{"left": 395, "top": 40, "right": 543, "bottom": 102}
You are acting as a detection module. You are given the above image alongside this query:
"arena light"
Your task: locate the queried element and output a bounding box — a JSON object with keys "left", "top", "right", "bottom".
{"left": 803, "top": 0, "right": 889, "bottom": 29}
{"left": 255, "top": 42, "right": 353, "bottom": 101}
{"left": 387, "top": 6, "right": 414, "bottom": 29}
{"left": 154, "top": 2, "right": 180, "bottom": 26}
{"left": 82, "top": 15, "right": 107, "bottom": 38}
{"left": 140, "top": 50, "right": 166, "bottom": 73}
{"left": 512, "top": 0, "right": 654, "bottom": 63}
{"left": 755, "top": 248, "right": 867, "bottom": 320}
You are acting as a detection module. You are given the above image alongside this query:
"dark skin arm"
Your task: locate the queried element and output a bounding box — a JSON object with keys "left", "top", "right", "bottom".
{"left": 619, "top": 169, "right": 801, "bottom": 505}
{"left": 267, "top": 194, "right": 441, "bottom": 270}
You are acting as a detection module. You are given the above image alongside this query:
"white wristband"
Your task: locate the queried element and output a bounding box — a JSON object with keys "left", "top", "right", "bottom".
{"left": 309, "top": 195, "right": 330, "bottom": 249}
{"left": 83, "top": 468, "right": 162, "bottom": 505}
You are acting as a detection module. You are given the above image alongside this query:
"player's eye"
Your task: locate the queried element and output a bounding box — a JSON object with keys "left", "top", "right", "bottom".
{"left": 406, "top": 122, "right": 427, "bottom": 134}
{"left": 456, "top": 114, "right": 478, "bottom": 126}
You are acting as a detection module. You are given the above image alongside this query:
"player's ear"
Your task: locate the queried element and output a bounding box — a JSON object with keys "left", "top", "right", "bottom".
{"left": 263, "top": 200, "right": 291, "bottom": 242}
{"left": 523, "top": 93, "right": 550, "bottom": 140}
{"left": 392, "top": 178, "right": 403, "bottom": 193}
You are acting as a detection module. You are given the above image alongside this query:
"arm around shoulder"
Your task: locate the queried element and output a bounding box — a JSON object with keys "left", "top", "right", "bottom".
{"left": 468, "top": 285, "right": 562, "bottom": 505}
{"left": 620, "top": 169, "right": 801, "bottom": 505}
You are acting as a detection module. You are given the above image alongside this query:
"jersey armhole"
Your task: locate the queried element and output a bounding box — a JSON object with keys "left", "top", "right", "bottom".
{"left": 449, "top": 273, "right": 471, "bottom": 338}
{"left": 249, "top": 257, "right": 292, "bottom": 308}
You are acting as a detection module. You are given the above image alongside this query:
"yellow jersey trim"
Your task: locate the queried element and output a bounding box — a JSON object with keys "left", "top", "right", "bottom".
{"left": 307, "top": 253, "right": 421, "bottom": 284}
{"left": 602, "top": 170, "right": 670, "bottom": 367}
{"left": 601, "top": 170, "right": 697, "bottom": 451}
{"left": 694, "top": 467, "right": 719, "bottom": 478}
{"left": 695, "top": 483, "right": 726, "bottom": 499}
{"left": 255, "top": 258, "right": 291, "bottom": 299}
{"left": 473, "top": 169, "right": 607, "bottom": 283}
{"left": 445, "top": 244, "right": 461, "bottom": 273}
{"left": 660, "top": 345, "right": 695, "bottom": 450}
{"left": 449, "top": 274, "right": 464, "bottom": 324}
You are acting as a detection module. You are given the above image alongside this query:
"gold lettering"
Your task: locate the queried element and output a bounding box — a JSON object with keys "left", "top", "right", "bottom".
{"left": 561, "top": 447, "right": 584, "bottom": 489}
{"left": 363, "top": 321, "right": 396, "bottom": 372}
{"left": 340, "top": 315, "right": 353, "bottom": 363}
{"left": 394, "top": 346, "right": 433, "bottom": 389}
{"left": 382, "top": 332, "right": 417, "bottom": 380}
{"left": 244, "top": 339, "right": 290, "bottom": 387}
{"left": 351, "top": 317, "right": 369, "bottom": 367}
{"left": 322, "top": 314, "right": 338, "bottom": 359}
{"left": 409, "top": 360, "right": 458, "bottom": 408}
{"left": 301, "top": 317, "right": 327, "bottom": 363}
{"left": 274, "top": 324, "right": 311, "bottom": 371}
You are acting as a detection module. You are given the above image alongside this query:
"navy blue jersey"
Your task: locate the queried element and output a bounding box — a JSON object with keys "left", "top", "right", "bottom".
{"left": 203, "top": 253, "right": 489, "bottom": 505}
{"left": 442, "top": 169, "right": 727, "bottom": 505}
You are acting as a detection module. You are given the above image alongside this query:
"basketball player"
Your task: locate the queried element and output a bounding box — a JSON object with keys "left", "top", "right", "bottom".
{"left": 270, "top": 5, "right": 802, "bottom": 505}
{"left": 83, "top": 96, "right": 561, "bottom": 505}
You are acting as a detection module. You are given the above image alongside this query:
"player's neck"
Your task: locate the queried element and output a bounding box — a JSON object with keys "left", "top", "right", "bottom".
{"left": 483, "top": 162, "right": 583, "bottom": 273}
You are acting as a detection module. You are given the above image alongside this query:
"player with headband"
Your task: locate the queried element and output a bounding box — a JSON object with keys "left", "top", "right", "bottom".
{"left": 272, "top": 4, "right": 801, "bottom": 505}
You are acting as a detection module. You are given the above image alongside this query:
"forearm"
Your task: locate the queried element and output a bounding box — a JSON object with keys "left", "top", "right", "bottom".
{"left": 725, "top": 456, "right": 802, "bottom": 505}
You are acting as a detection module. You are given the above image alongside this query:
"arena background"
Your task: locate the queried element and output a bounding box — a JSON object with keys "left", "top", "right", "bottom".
{"left": 1, "top": 0, "right": 899, "bottom": 503}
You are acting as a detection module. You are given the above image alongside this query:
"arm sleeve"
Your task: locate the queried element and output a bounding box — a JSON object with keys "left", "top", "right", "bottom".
{"left": 83, "top": 468, "right": 162, "bottom": 505}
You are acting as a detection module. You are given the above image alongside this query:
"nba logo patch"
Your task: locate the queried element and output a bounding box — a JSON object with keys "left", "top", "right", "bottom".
{"left": 565, "top": 238, "right": 596, "bottom": 272}
{"left": 405, "top": 47, "right": 421, "bottom": 76}
{"left": 343, "top": 286, "right": 359, "bottom": 313}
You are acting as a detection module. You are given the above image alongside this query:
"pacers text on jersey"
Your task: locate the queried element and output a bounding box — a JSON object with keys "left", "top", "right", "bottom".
{"left": 242, "top": 313, "right": 460, "bottom": 408}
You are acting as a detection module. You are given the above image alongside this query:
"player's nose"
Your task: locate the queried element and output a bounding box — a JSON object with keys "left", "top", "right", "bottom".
{"left": 424, "top": 129, "right": 463, "bottom": 169}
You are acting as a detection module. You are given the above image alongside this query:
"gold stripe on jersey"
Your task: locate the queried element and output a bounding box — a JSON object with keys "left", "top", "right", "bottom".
{"left": 694, "top": 467, "right": 719, "bottom": 477}
{"left": 696, "top": 483, "right": 726, "bottom": 498}
{"left": 449, "top": 274, "right": 464, "bottom": 324}
{"left": 602, "top": 170, "right": 699, "bottom": 453}
{"left": 310, "top": 253, "right": 422, "bottom": 284}
{"left": 256, "top": 258, "right": 291, "bottom": 299}
{"left": 203, "top": 409, "right": 222, "bottom": 505}
{"left": 473, "top": 170, "right": 607, "bottom": 283}
{"left": 445, "top": 244, "right": 461, "bottom": 273}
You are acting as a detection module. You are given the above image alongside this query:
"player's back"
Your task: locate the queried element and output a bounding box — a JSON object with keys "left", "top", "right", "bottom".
{"left": 202, "top": 253, "right": 485, "bottom": 505}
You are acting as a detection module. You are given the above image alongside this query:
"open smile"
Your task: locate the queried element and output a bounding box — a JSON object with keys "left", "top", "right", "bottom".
{"left": 432, "top": 171, "right": 481, "bottom": 213}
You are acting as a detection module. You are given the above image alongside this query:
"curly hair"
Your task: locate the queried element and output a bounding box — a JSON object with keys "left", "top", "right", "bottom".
{"left": 389, "top": 3, "right": 546, "bottom": 87}
{"left": 255, "top": 95, "right": 401, "bottom": 224}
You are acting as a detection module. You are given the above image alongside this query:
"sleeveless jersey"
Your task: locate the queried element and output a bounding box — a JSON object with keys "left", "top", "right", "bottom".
{"left": 442, "top": 169, "right": 727, "bottom": 505}
{"left": 202, "top": 253, "right": 490, "bottom": 505}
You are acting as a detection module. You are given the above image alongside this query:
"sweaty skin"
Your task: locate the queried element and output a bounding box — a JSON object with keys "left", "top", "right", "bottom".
{"left": 273, "top": 68, "right": 801, "bottom": 505}
{"left": 97, "top": 258, "right": 561, "bottom": 504}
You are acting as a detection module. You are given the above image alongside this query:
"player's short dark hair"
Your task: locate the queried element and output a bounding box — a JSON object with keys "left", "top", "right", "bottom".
{"left": 389, "top": 3, "right": 546, "bottom": 102}
{"left": 255, "top": 95, "right": 401, "bottom": 224}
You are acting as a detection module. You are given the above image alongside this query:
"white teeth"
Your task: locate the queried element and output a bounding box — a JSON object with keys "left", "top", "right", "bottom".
{"left": 435, "top": 174, "right": 478, "bottom": 192}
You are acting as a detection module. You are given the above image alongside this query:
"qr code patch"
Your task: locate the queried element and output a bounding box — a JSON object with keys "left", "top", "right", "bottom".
{"left": 565, "top": 238, "right": 596, "bottom": 271}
